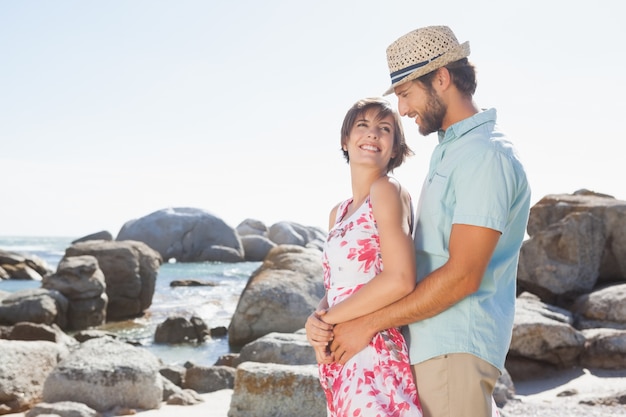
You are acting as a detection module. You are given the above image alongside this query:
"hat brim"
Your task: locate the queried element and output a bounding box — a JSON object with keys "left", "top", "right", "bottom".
{"left": 382, "top": 41, "right": 470, "bottom": 96}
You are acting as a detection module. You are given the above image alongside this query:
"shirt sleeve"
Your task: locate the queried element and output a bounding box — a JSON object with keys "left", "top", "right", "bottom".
{"left": 451, "top": 148, "right": 518, "bottom": 232}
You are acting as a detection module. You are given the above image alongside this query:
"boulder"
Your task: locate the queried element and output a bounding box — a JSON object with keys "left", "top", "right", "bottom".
{"left": 42, "top": 255, "right": 108, "bottom": 330}
{"left": 154, "top": 315, "right": 209, "bottom": 344}
{"left": 8, "top": 322, "right": 77, "bottom": 349}
{"left": 0, "top": 250, "right": 53, "bottom": 280}
{"left": 580, "top": 328, "right": 626, "bottom": 369}
{"left": 64, "top": 240, "right": 161, "bottom": 321}
{"left": 268, "top": 221, "right": 326, "bottom": 251}
{"left": 116, "top": 207, "right": 244, "bottom": 263}
{"left": 507, "top": 293, "right": 586, "bottom": 371}
{"left": 235, "top": 218, "right": 269, "bottom": 237}
{"left": 72, "top": 231, "right": 113, "bottom": 244}
{"left": 42, "top": 337, "right": 163, "bottom": 412}
{"left": 0, "top": 288, "right": 68, "bottom": 329}
{"left": 0, "top": 340, "right": 68, "bottom": 414}
{"left": 572, "top": 283, "right": 626, "bottom": 327}
{"left": 526, "top": 191, "right": 626, "bottom": 282}
{"left": 24, "top": 401, "right": 101, "bottom": 417}
{"left": 182, "top": 365, "right": 236, "bottom": 393}
{"left": 228, "top": 362, "right": 326, "bottom": 417}
{"left": 239, "top": 234, "right": 276, "bottom": 262}
{"left": 233, "top": 331, "right": 316, "bottom": 367}
{"left": 518, "top": 211, "right": 605, "bottom": 303}
{"left": 228, "top": 245, "right": 324, "bottom": 346}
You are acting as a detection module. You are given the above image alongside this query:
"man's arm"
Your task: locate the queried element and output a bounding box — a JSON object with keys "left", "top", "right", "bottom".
{"left": 329, "top": 223, "right": 501, "bottom": 365}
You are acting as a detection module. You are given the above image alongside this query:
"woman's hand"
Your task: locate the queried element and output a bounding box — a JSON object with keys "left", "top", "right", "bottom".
{"left": 305, "top": 309, "right": 335, "bottom": 363}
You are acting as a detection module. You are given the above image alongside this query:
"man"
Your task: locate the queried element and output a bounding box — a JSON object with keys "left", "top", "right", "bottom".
{"left": 306, "top": 25, "right": 531, "bottom": 417}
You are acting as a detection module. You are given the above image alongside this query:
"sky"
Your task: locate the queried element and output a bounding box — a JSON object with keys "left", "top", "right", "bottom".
{"left": 1, "top": 1, "right": 624, "bottom": 237}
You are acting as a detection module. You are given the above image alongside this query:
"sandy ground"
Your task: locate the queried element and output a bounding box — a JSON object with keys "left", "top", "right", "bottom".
{"left": 5, "top": 390, "right": 233, "bottom": 417}
{"left": 500, "top": 367, "right": 626, "bottom": 416}
{"left": 5, "top": 367, "right": 626, "bottom": 416}
{"left": 128, "top": 390, "right": 233, "bottom": 417}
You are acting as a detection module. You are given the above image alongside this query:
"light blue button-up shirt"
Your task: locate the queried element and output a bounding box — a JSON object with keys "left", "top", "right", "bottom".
{"left": 406, "top": 108, "right": 531, "bottom": 372}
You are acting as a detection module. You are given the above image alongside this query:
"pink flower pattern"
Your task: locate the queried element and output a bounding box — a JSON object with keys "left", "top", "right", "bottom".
{"left": 319, "top": 197, "right": 422, "bottom": 417}
{"left": 320, "top": 197, "right": 502, "bottom": 417}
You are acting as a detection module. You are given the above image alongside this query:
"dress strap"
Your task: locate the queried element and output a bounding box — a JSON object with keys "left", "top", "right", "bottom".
{"left": 335, "top": 199, "right": 353, "bottom": 224}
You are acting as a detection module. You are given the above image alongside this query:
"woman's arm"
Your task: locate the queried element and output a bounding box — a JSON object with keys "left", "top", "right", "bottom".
{"left": 305, "top": 203, "right": 339, "bottom": 363}
{"left": 321, "top": 177, "right": 416, "bottom": 324}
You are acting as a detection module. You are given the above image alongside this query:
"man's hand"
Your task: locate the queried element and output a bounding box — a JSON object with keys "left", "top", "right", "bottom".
{"left": 329, "top": 315, "right": 375, "bottom": 365}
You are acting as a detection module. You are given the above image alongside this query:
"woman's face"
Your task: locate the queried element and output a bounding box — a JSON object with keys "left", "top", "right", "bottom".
{"left": 344, "top": 108, "right": 397, "bottom": 172}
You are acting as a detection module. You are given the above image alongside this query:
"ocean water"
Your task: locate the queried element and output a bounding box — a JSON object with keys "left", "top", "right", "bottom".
{"left": 0, "top": 236, "right": 261, "bottom": 366}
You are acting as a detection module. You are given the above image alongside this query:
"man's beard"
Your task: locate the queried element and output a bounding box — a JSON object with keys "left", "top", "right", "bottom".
{"left": 418, "top": 90, "right": 447, "bottom": 136}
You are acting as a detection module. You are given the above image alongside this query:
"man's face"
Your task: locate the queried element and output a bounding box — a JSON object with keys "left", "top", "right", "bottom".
{"left": 394, "top": 79, "right": 447, "bottom": 136}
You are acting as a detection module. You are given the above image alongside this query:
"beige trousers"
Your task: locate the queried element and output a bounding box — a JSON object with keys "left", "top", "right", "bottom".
{"left": 412, "top": 353, "right": 500, "bottom": 417}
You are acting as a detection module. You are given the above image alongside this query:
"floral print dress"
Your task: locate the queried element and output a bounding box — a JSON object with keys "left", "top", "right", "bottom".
{"left": 319, "top": 196, "right": 422, "bottom": 417}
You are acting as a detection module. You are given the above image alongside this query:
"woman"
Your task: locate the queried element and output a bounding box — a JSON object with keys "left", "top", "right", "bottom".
{"left": 309, "top": 97, "right": 422, "bottom": 416}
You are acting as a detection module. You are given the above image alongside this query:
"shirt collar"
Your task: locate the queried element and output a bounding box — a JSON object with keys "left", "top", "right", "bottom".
{"left": 437, "top": 108, "right": 497, "bottom": 144}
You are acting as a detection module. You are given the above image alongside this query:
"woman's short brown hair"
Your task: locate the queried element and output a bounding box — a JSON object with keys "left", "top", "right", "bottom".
{"left": 340, "top": 97, "right": 413, "bottom": 172}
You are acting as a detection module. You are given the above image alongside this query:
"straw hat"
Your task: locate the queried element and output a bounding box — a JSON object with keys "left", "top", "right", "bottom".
{"left": 383, "top": 25, "right": 470, "bottom": 96}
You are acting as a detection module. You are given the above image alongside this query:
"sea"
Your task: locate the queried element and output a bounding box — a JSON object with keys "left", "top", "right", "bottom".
{"left": 0, "top": 235, "right": 261, "bottom": 367}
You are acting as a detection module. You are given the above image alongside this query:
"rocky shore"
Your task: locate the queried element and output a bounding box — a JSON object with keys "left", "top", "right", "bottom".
{"left": 6, "top": 366, "right": 626, "bottom": 417}
{"left": 500, "top": 367, "right": 626, "bottom": 416}
{"left": 1, "top": 191, "right": 625, "bottom": 416}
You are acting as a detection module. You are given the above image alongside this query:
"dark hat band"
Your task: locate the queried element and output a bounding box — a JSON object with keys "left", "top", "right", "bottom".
{"left": 389, "top": 52, "right": 444, "bottom": 84}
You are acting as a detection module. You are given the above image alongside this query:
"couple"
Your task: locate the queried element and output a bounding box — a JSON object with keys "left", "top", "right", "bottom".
{"left": 305, "top": 25, "right": 531, "bottom": 417}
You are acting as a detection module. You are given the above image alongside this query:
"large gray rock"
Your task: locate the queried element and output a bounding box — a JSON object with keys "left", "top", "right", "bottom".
{"left": 8, "top": 322, "right": 78, "bottom": 349}
{"left": 580, "top": 328, "right": 626, "bottom": 369}
{"left": 235, "top": 218, "right": 269, "bottom": 238}
{"left": 239, "top": 234, "right": 276, "bottom": 262}
{"left": 0, "top": 340, "right": 68, "bottom": 414}
{"left": 268, "top": 221, "right": 326, "bottom": 252}
{"left": 228, "top": 245, "right": 324, "bottom": 347}
{"left": 0, "top": 263, "right": 43, "bottom": 281}
{"left": 228, "top": 362, "right": 325, "bottom": 417}
{"left": 116, "top": 207, "right": 244, "bottom": 263}
{"left": 42, "top": 337, "right": 163, "bottom": 412}
{"left": 518, "top": 211, "right": 605, "bottom": 303}
{"left": 233, "top": 331, "right": 316, "bottom": 367}
{"left": 0, "top": 288, "right": 68, "bottom": 329}
{"left": 42, "top": 255, "right": 108, "bottom": 330}
{"left": 154, "top": 315, "right": 209, "bottom": 344}
{"left": 64, "top": 240, "right": 161, "bottom": 321}
{"left": 25, "top": 401, "right": 101, "bottom": 417}
{"left": 0, "top": 250, "right": 53, "bottom": 280}
{"left": 526, "top": 191, "right": 626, "bottom": 282}
{"left": 182, "top": 365, "right": 235, "bottom": 394}
{"left": 508, "top": 293, "right": 586, "bottom": 368}
{"left": 72, "top": 230, "right": 113, "bottom": 244}
{"left": 572, "top": 283, "right": 626, "bottom": 326}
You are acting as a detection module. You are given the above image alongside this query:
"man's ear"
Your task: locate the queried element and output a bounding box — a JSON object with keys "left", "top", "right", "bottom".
{"left": 435, "top": 67, "right": 452, "bottom": 90}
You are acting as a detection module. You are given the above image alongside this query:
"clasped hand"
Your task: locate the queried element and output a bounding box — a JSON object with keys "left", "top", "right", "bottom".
{"left": 305, "top": 309, "right": 335, "bottom": 364}
{"left": 305, "top": 309, "right": 373, "bottom": 365}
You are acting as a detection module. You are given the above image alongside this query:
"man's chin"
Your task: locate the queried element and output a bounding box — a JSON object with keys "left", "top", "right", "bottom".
{"left": 418, "top": 126, "right": 436, "bottom": 136}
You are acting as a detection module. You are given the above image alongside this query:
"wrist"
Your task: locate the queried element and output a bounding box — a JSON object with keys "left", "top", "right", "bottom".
{"left": 321, "top": 309, "right": 337, "bottom": 325}
{"left": 362, "top": 313, "right": 380, "bottom": 338}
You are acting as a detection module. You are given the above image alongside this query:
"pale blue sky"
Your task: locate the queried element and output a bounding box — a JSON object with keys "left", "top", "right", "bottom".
{"left": 1, "top": 0, "right": 624, "bottom": 237}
